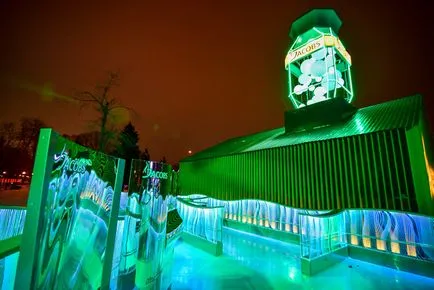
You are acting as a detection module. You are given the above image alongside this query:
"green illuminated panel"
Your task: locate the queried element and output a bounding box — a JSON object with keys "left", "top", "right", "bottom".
{"left": 14, "top": 129, "right": 125, "bottom": 289}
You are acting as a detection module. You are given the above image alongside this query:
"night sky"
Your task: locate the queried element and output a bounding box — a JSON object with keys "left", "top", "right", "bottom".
{"left": 0, "top": 0, "right": 432, "bottom": 164}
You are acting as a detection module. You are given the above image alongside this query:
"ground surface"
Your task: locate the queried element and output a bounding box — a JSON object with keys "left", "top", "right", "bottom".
{"left": 0, "top": 187, "right": 28, "bottom": 207}
{"left": 171, "top": 228, "right": 434, "bottom": 290}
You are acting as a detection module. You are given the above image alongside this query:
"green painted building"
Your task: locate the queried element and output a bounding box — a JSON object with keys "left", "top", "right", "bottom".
{"left": 178, "top": 9, "right": 434, "bottom": 216}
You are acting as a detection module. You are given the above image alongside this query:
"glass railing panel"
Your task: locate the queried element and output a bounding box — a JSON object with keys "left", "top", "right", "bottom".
{"left": 176, "top": 196, "right": 224, "bottom": 245}
{"left": 0, "top": 252, "right": 20, "bottom": 290}
{"left": 299, "top": 210, "right": 347, "bottom": 260}
{"left": 0, "top": 207, "right": 26, "bottom": 241}
{"left": 347, "top": 209, "right": 434, "bottom": 261}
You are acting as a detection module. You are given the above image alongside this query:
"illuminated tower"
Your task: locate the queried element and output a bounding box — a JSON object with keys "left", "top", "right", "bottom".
{"left": 285, "top": 9, "right": 353, "bottom": 108}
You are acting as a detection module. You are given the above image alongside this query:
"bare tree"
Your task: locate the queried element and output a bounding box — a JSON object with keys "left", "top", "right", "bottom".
{"left": 0, "top": 122, "right": 18, "bottom": 147}
{"left": 75, "top": 131, "right": 100, "bottom": 150}
{"left": 0, "top": 119, "right": 47, "bottom": 174}
{"left": 18, "top": 118, "right": 47, "bottom": 158}
{"left": 74, "top": 71, "right": 130, "bottom": 152}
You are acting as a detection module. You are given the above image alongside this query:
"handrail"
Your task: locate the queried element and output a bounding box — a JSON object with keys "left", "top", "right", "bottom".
{"left": 177, "top": 195, "right": 208, "bottom": 201}
{"left": 299, "top": 209, "right": 345, "bottom": 218}
{"left": 176, "top": 197, "right": 224, "bottom": 210}
{"left": 191, "top": 196, "right": 334, "bottom": 214}
{"left": 0, "top": 235, "right": 21, "bottom": 260}
{"left": 179, "top": 196, "right": 434, "bottom": 219}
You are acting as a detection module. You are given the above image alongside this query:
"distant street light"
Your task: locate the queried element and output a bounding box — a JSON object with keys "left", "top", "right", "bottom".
{"left": 22, "top": 171, "right": 26, "bottom": 175}
{"left": 2, "top": 171, "right": 6, "bottom": 174}
{"left": 188, "top": 150, "right": 192, "bottom": 155}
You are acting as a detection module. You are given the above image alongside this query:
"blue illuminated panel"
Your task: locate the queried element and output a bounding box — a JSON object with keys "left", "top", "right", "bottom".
{"left": 0, "top": 252, "right": 19, "bottom": 290}
{"left": 186, "top": 195, "right": 434, "bottom": 263}
{"left": 299, "top": 211, "right": 347, "bottom": 259}
{"left": 0, "top": 208, "right": 26, "bottom": 241}
{"left": 207, "top": 198, "right": 327, "bottom": 234}
{"left": 177, "top": 196, "right": 224, "bottom": 245}
{"left": 347, "top": 210, "right": 434, "bottom": 261}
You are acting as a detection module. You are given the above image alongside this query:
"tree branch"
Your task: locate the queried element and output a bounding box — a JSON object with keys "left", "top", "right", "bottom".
{"left": 74, "top": 91, "right": 101, "bottom": 104}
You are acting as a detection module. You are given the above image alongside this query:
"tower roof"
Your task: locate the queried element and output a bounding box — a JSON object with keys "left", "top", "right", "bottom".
{"left": 290, "top": 9, "right": 342, "bottom": 39}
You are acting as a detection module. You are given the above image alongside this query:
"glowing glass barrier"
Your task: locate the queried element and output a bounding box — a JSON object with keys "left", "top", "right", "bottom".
{"left": 177, "top": 196, "right": 224, "bottom": 245}
{"left": 14, "top": 129, "right": 125, "bottom": 290}
{"left": 0, "top": 207, "right": 25, "bottom": 290}
{"left": 110, "top": 218, "right": 125, "bottom": 289}
{"left": 300, "top": 210, "right": 347, "bottom": 259}
{"left": 190, "top": 195, "right": 434, "bottom": 263}
{"left": 206, "top": 197, "right": 326, "bottom": 234}
{"left": 113, "top": 159, "right": 175, "bottom": 290}
{"left": 0, "top": 252, "right": 19, "bottom": 290}
{"left": 0, "top": 207, "right": 26, "bottom": 241}
{"left": 347, "top": 210, "right": 434, "bottom": 261}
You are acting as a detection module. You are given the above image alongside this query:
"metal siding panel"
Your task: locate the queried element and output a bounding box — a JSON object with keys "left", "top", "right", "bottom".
{"left": 382, "top": 131, "right": 396, "bottom": 210}
{"left": 312, "top": 142, "right": 320, "bottom": 209}
{"left": 214, "top": 158, "right": 218, "bottom": 197}
{"left": 272, "top": 149, "right": 277, "bottom": 204}
{"left": 306, "top": 143, "right": 312, "bottom": 207}
{"left": 317, "top": 142, "right": 324, "bottom": 209}
{"left": 376, "top": 133, "right": 389, "bottom": 209}
{"left": 320, "top": 142, "right": 327, "bottom": 209}
{"left": 248, "top": 152, "right": 251, "bottom": 200}
{"left": 268, "top": 150, "right": 273, "bottom": 202}
{"left": 276, "top": 148, "right": 280, "bottom": 204}
{"left": 284, "top": 147, "right": 287, "bottom": 204}
{"left": 342, "top": 138, "right": 351, "bottom": 208}
{"left": 326, "top": 140, "right": 332, "bottom": 209}
{"left": 259, "top": 150, "right": 264, "bottom": 201}
{"left": 245, "top": 153, "right": 249, "bottom": 200}
{"left": 279, "top": 147, "right": 284, "bottom": 205}
{"left": 336, "top": 138, "right": 345, "bottom": 209}
{"left": 233, "top": 155, "right": 237, "bottom": 199}
{"left": 231, "top": 155, "right": 234, "bottom": 199}
{"left": 254, "top": 151, "right": 257, "bottom": 199}
{"left": 363, "top": 134, "right": 375, "bottom": 208}
{"left": 370, "top": 134, "right": 382, "bottom": 208}
{"left": 296, "top": 145, "right": 302, "bottom": 208}
{"left": 220, "top": 158, "right": 225, "bottom": 198}
{"left": 230, "top": 155, "right": 234, "bottom": 199}
{"left": 397, "top": 129, "right": 411, "bottom": 210}
{"left": 358, "top": 135, "right": 368, "bottom": 208}
{"left": 289, "top": 146, "right": 294, "bottom": 206}
{"left": 266, "top": 150, "right": 270, "bottom": 202}
{"left": 332, "top": 139, "right": 340, "bottom": 209}
{"left": 300, "top": 145, "right": 305, "bottom": 208}
{"left": 352, "top": 136, "right": 362, "bottom": 207}
{"left": 390, "top": 130, "right": 404, "bottom": 210}
{"left": 307, "top": 142, "right": 313, "bottom": 209}
{"left": 255, "top": 151, "right": 259, "bottom": 200}
{"left": 242, "top": 153, "right": 245, "bottom": 200}
{"left": 223, "top": 156, "right": 227, "bottom": 199}
{"left": 265, "top": 150, "right": 268, "bottom": 201}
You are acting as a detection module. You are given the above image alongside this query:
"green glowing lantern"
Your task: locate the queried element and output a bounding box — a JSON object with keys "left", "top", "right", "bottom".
{"left": 285, "top": 9, "right": 354, "bottom": 109}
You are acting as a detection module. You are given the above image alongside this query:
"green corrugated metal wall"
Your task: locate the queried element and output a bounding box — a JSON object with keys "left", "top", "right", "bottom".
{"left": 179, "top": 129, "right": 417, "bottom": 212}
